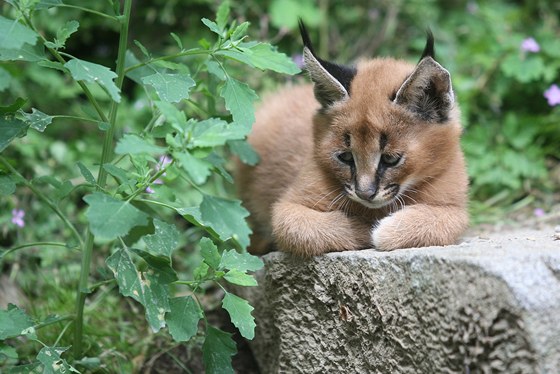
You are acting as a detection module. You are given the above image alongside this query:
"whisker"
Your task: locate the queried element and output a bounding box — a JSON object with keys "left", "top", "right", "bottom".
{"left": 312, "top": 187, "right": 342, "bottom": 209}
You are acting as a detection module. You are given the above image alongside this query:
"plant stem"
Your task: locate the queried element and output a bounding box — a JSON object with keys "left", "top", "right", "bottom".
{"left": 124, "top": 49, "right": 209, "bottom": 74}
{"left": 58, "top": 4, "right": 119, "bottom": 21}
{"left": 1, "top": 242, "right": 74, "bottom": 262}
{"left": 19, "top": 13, "right": 109, "bottom": 124}
{"left": 0, "top": 157, "right": 85, "bottom": 248}
{"left": 34, "top": 314, "right": 75, "bottom": 331}
{"left": 72, "top": 0, "right": 132, "bottom": 359}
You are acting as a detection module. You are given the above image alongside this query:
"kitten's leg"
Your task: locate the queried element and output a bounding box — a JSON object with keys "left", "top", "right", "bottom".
{"left": 372, "top": 204, "right": 468, "bottom": 250}
{"left": 271, "top": 201, "right": 372, "bottom": 256}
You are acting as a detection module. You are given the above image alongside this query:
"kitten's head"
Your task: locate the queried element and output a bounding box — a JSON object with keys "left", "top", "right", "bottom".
{"left": 299, "top": 21, "right": 462, "bottom": 209}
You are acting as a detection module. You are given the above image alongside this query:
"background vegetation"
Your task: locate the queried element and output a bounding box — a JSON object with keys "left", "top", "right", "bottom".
{"left": 1, "top": 0, "right": 559, "bottom": 372}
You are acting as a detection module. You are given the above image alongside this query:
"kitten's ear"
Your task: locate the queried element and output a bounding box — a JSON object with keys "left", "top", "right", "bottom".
{"left": 394, "top": 31, "right": 454, "bottom": 123}
{"left": 299, "top": 20, "right": 356, "bottom": 108}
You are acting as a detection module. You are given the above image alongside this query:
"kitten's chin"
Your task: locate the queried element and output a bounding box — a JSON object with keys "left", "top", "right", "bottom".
{"left": 347, "top": 194, "right": 395, "bottom": 209}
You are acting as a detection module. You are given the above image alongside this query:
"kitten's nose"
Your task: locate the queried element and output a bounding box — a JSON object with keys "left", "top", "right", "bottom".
{"left": 355, "top": 187, "right": 377, "bottom": 201}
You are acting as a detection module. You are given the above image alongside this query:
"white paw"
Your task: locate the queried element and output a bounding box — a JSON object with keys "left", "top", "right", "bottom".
{"left": 371, "top": 214, "right": 396, "bottom": 250}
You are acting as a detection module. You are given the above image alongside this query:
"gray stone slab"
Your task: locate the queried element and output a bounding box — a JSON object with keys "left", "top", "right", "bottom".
{"left": 237, "top": 228, "right": 560, "bottom": 373}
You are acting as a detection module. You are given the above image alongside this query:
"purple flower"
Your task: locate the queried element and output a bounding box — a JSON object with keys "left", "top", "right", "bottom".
{"left": 534, "top": 208, "right": 545, "bottom": 217}
{"left": 520, "top": 37, "right": 540, "bottom": 53}
{"left": 156, "top": 155, "right": 172, "bottom": 177}
{"left": 292, "top": 54, "right": 304, "bottom": 70}
{"left": 544, "top": 84, "right": 560, "bottom": 106}
{"left": 11, "top": 209, "right": 25, "bottom": 228}
{"left": 145, "top": 186, "right": 155, "bottom": 194}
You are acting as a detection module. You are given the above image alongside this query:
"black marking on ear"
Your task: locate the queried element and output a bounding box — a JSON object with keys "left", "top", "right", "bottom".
{"left": 419, "top": 29, "right": 435, "bottom": 62}
{"left": 379, "top": 133, "right": 388, "bottom": 150}
{"left": 298, "top": 18, "right": 357, "bottom": 95}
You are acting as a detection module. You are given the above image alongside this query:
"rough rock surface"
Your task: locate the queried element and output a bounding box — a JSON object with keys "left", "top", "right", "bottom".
{"left": 236, "top": 228, "right": 560, "bottom": 373}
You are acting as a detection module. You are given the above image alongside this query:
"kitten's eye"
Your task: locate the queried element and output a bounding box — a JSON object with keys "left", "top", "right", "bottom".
{"left": 381, "top": 153, "right": 401, "bottom": 166}
{"left": 338, "top": 151, "right": 354, "bottom": 164}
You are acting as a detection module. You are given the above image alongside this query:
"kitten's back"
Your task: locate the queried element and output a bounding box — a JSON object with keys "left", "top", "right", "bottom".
{"left": 236, "top": 84, "right": 318, "bottom": 248}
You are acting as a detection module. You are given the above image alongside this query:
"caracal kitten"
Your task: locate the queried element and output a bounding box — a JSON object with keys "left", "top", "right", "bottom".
{"left": 236, "top": 22, "right": 469, "bottom": 256}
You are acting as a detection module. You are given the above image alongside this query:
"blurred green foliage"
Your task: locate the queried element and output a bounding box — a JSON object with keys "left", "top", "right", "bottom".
{"left": 1, "top": 0, "right": 559, "bottom": 371}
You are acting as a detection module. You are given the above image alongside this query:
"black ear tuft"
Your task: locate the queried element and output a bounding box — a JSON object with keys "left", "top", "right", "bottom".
{"left": 298, "top": 19, "right": 357, "bottom": 107}
{"left": 298, "top": 18, "right": 315, "bottom": 54}
{"left": 419, "top": 29, "right": 435, "bottom": 62}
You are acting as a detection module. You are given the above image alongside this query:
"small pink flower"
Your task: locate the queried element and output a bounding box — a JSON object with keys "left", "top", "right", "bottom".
{"left": 534, "top": 208, "right": 545, "bottom": 217}
{"left": 11, "top": 209, "right": 25, "bottom": 228}
{"left": 292, "top": 54, "right": 304, "bottom": 70}
{"left": 156, "top": 155, "right": 172, "bottom": 177}
{"left": 544, "top": 84, "right": 560, "bottom": 106}
{"left": 145, "top": 186, "right": 155, "bottom": 194}
{"left": 520, "top": 37, "right": 540, "bottom": 53}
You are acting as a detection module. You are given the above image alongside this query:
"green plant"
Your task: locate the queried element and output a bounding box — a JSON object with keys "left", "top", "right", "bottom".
{"left": 0, "top": 0, "right": 298, "bottom": 372}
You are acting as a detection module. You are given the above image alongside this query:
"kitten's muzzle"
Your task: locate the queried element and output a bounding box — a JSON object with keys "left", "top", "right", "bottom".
{"left": 355, "top": 186, "right": 378, "bottom": 201}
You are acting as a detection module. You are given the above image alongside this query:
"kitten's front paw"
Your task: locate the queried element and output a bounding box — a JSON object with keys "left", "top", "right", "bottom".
{"left": 371, "top": 215, "right": 400, "bottom": 251}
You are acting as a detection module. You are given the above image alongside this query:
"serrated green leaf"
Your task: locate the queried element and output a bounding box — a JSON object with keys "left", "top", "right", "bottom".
{"left": 202, "top": 326, "right": 236, "bottom": 374}
{"left": 130, "top": 248, "right": 178, "bottom": 283}
{"left": 205, "top": 60, "right": 226, "bottom": 81}
{"left": 224, "top": 269, "right": 258, "bottom": 287}
{"left": 216, "top": 1, "right": 230, "bottom": 31}
{"left": 20, "top": 108, "right": 53, "bottom": 132}
{"left": 220, "top": 249, "right": 263, "bottom": 272}
{"left": 200, "top": 237, "right": 221, "bottom": 269}
{"left": 189, "top": 118, "right": 247, "bottom": 148}
{"left": 166, "top": 296, "right": 202, "bottom": 342}
{"left": 0, "top": 97, "right": 26, "bottom": 114}
{"left": 84, "top": 192, "right": 149, "bottom": 240}
{"left": 76, "top": 161, "right": 96, "bottom": 185}
{"left": 51, "top": 20, "right": 79, "bottom": 50}
{"left": 193, "top": 261, "right": 210, "bottom": 281}
{"left": 37, "top": 346, "right": 78, "bottom": 374}
{"left": 220, "top": 78, "right": 258, "bottom": 130}
{"left": 0, "top": 175, "right": 16, "bottom": 195}
{"left": 230, "top": 22, "right": 249, "bottom": 41}
{"left": 228, "top": 139, "right": 260, "bottom": 166}
{"left": 201, "top": 196, "right": 252, "bottom": 249}
{"left": 0, "top": 16, "right": 38, "bottom": 50}
{"left": 64, "top": 58, "right": 120, "bottom": 102}
{"left": 202, "top": 18, "right": 222, "bottom": 35}
{"left": 142, "top": 72, "right": 195, "bottom": 103}
{"left": 0, "top": 116, "right": 28, "bottom": 152}
{"left": 103, "top": 163, "right": 129, "bottom": 183}
{"left": 174, "top": 150, "right": 213, "bottom": 185}
{"left": 115, "top": 133, "right": 167, "bottom": 155}
{"left": 38, "top": 60, "right": 67, "bottom": 72}
{"left": 205, "top": 153, "right": 233, "bottom": 183}
{"left": 0, "top": 42, "right": 45, "bottom": 62}
{"left": 143, "top": 219, "right": 179, "bottom": 258}
{"left": 154, "top": 101, "right": 188, "bottom": 128}
{"left": 240, "top": 43, "right": 301, "bottom": 75}
{"left": 106, "top": 248, "right": 170, "bottom": 332}
{"left": 0, "top": 304, "right": 36, "bottom": 340}
{"left": 222, "top": 293, "right": 256, "bottom": 339}
{"left": 178, "top": 195, "right": 251, "bottom": 249}
{"left": 124, "top": 50, "right": 154, "bottom": 85}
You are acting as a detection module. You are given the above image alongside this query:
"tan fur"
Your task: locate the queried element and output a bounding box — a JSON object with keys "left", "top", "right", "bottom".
{"left": 236, "top": 57, "right": 469, "bottom": 256}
